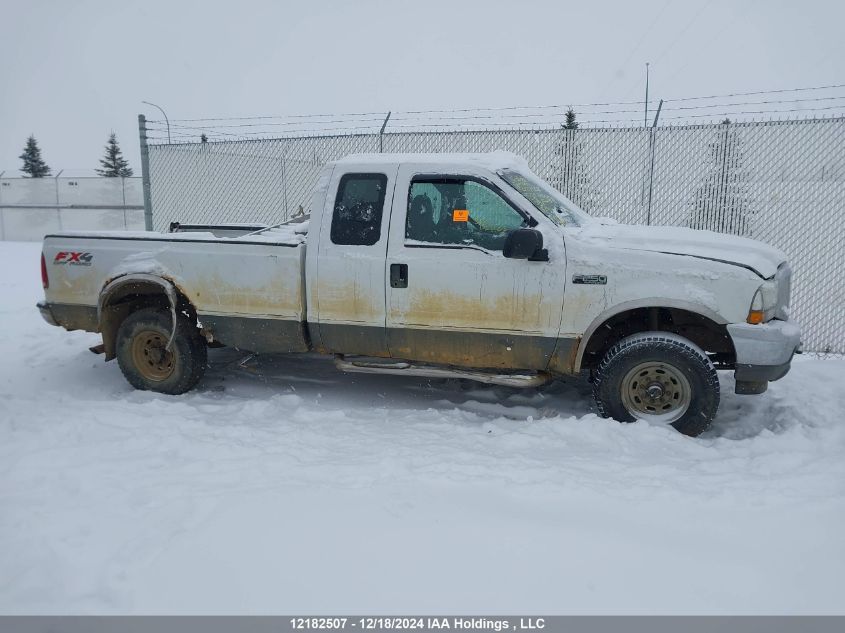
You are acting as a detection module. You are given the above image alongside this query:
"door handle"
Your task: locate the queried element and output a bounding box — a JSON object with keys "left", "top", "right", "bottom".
{"left": 390, "top": 263, "right": 408, "bottom": 288}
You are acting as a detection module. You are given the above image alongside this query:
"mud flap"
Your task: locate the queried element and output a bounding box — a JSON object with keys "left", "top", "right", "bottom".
{"left": 735, "top": 379, "right": 768, "bottom": 395}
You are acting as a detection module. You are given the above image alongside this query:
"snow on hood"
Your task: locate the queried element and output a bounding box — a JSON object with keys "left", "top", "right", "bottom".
{"left": 578, "top": 223, "right": 786, "bottom": 278}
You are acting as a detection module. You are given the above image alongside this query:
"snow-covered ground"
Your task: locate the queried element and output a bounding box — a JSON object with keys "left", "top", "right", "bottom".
{"left": 1, "top": 240, "right": 843, "bottom": 615}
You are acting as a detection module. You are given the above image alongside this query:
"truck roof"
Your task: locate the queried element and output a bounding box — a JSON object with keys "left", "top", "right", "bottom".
{"left": 333, "top": 150, "right": 529, "bottom": 171}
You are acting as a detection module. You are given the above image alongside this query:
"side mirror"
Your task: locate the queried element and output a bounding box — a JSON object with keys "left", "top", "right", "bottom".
{"left": 503, "top": 228, "right": 547, "bottom": 261}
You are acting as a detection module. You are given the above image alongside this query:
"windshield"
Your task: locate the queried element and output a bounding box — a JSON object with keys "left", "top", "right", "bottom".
{"left": 498, "top": 168, "right": 591, "bottom": 227}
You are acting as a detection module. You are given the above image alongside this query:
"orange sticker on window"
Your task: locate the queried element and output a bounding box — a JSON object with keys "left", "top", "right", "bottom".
{"left": 452, "top": 209, "right": 469, "bottom": 222}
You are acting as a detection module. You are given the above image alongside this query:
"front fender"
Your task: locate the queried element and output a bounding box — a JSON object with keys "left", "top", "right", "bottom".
{"left": 573, "top": 298, "right": 729, "bottom": 372}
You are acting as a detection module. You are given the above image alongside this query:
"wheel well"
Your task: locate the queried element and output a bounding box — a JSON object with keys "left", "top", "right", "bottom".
{"left": 579, "top": 307, "right": 735, "bottom": 371}
{"left": 99, "top": 279, "right": 198, "bottom": 361}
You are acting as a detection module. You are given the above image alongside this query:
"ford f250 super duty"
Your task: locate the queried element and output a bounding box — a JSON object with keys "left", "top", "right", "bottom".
{"left": 37, "top": 152, "right": 801, "bottom": 436}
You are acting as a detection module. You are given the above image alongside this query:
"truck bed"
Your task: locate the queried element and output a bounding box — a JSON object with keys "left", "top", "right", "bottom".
{"left": 41, "top": 222, "right": 311, "bottom": 353}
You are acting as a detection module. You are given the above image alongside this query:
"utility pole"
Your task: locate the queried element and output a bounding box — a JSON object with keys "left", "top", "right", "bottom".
{"left": 138, "top": 114, "right": 154, "bottom": 230}
{"left": 645, "top": 99, "right": 664, "bottom": 226}
{"left": 644, "top": 62, "right": 650, "bottom": 128}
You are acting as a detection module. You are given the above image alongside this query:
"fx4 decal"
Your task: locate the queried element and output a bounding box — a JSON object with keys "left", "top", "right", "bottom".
{"left": 54, "top": 251, "right": 93, "bottom": 266}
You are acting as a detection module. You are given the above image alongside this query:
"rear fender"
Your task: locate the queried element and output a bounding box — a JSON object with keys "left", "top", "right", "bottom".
{"left": 98, "top": 273, "right": 180, "bottom": 360}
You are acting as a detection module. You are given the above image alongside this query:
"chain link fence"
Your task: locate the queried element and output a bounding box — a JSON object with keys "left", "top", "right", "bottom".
{"left": 144, "top": 118, "right": 844, "bottom": 354}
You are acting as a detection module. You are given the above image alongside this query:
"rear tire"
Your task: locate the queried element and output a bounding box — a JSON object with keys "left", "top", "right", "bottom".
{"left": 116, "top": 307, "right": 207, "bottom": 394}
{"left": 592, "top": 332, "right": 719, "bottom": 437}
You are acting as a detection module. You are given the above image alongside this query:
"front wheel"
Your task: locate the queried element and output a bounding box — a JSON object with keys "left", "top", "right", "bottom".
{"left": 116, "top": 307, "right": 207, "bottom": 394}
{"left": 592, "top": 332, "right": 719, "bottom": 437}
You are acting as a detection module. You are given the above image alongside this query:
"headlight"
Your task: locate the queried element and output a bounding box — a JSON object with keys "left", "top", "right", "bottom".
{"left": 747, "top": 279, "right": 778, "bottom": 324}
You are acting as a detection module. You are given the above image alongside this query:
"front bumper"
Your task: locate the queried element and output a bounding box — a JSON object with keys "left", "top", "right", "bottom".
{"left": 37, "top": 301, "right": 58, "bottom": 327}
{"left": 727, "top": 318, "right": 802, "bottom": 393}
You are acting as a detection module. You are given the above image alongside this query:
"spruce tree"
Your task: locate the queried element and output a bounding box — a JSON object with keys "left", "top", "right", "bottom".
{"left": 19, "top": 135, "right": 51, "bottom": 177}
{"left": 690, "top": 121, "right": 751, "bottom": 236}
{"left": 563, "top": 108, "right": 579, "bottom": 130}
{"left": 552, "top": 107, "right": 592, "bottom": 210}
{"left": 96, "top": 132, "right": 134, "bottom": 177}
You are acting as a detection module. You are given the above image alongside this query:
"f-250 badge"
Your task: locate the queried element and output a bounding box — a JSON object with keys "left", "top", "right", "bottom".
{"left": 572, "top": 273, "right": 607, "bottom": 285}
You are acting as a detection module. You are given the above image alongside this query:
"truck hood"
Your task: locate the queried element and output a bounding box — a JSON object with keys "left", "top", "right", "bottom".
{"left": 578, "top": 223, "right": 786, "bottom": 278}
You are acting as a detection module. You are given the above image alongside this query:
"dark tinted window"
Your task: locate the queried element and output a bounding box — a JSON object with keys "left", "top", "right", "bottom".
{"left": 331, "top": 173, "right": 388, "bottom": 246}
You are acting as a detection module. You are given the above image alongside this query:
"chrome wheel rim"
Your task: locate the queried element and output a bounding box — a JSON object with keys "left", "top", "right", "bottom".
{"left": 620, "top": 361, "right": 691, "bottom": 424}
{"left": 131, "top": 330, "right": 175, "bottom": 381}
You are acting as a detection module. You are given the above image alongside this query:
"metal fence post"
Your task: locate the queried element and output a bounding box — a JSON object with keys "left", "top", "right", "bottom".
{"left": 645, "top": 101, "right": 663, "bottom": 225}
{"left": 0, "top": 171, "right": 4, "bottom": 240}
{"left": 121, "top": 176, "right": 128, "bottom": 229}
{"left": 379, "top": 112, "right": 391, "bottom": 152}
{"left": 138, "top": 114, "right": 154, "bottom": 231}
{"left": 718, "top": 119, "right": 731, "bottom": 233}
{"left": 645, "top": 128, "right": 657, "bottom": 225}
{"left": 281, "top": 143, "right": 288, "bottom": 219}
{"left": 54, "top": 169, "right": 64, "bottom": 231}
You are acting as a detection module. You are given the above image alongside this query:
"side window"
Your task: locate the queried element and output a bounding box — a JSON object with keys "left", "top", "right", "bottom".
{"left": 331, "top": 173, "right": 388, "bottom": 246}
{"left": 406, "top": 178, "right": 527, "bottom": 251}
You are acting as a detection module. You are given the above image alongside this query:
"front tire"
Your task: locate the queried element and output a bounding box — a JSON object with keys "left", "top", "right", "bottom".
{"left": 592, "top": 332, "right": 719, "bottom": 437}
{"left": 116, "top": 307, "right": 207, "bottom": 394}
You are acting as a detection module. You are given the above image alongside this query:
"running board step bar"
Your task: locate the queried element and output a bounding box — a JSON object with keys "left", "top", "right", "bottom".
{"left": 334, "top": 355, "right": 550, "bottom": 388}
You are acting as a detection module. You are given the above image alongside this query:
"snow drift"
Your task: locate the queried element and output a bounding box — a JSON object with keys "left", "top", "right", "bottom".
{"left": 0, "top": 241, "right": 843, "bottom": 614}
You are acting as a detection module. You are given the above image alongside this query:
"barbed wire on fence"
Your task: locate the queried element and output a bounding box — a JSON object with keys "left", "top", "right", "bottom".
{"left": 143, "top": 82, "right": 845, "bottom": 143}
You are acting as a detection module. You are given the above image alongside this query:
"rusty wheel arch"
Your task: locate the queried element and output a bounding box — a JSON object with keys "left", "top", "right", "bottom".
{"left": 98, "top": 274, "right": 198, "bottom": 361}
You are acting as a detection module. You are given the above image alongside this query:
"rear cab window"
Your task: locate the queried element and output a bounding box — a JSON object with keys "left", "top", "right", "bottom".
{"left": 331, "top": 173, "right": 388, "bottom": 246}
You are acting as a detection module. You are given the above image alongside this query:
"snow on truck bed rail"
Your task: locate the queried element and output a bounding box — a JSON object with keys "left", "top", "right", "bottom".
{"left": 47, "top": 220, "right": 310, "bottom": 245}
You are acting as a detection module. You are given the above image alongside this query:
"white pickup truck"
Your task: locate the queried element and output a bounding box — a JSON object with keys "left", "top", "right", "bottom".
{"left": 38, "top": 152, "right": 801, "bottom": 436}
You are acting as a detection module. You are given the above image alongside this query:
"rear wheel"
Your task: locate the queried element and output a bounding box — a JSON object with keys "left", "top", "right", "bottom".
{"left": 116, "top": 307, "right": 207, "bottom": 394}
{"left": 592, "top": 332, "right": 719, "bottom": 437}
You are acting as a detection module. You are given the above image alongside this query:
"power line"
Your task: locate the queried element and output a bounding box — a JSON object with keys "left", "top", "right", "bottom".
{"left": 650, "top": 0, "right": 717, "bottom": 68}
{"left": 599, "top": 0, "right": 673, "bottom": 99}
{"left": 617, "top": 0, "right": 718, "bottom": 102}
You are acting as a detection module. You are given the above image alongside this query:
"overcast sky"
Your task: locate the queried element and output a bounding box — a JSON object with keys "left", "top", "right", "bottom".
{"left": 1, "top": 0, "right": 842, "bottom": 175}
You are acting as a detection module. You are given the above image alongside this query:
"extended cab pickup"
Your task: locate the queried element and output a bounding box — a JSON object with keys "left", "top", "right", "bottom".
{"left": 38, "top": 152, "right": 802, "bottom": 436}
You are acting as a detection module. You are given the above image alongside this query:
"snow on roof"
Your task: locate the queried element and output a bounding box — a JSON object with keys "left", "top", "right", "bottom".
{"left": 333, "top": 150, "right": 529, "bottom": 171}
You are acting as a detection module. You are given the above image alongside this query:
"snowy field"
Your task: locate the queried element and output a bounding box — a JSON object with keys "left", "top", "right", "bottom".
{"left": 1, "top": 240, "right": 843, "bottom": 615}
